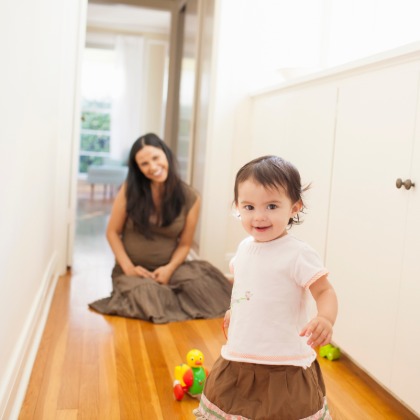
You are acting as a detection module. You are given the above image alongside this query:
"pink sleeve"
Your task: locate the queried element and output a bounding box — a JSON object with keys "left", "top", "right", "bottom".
{"left": 303, "top": 270, "right": 329, "bottom": 289}
{"left": 294, "top": 246, "right": 329, "bottom": 289}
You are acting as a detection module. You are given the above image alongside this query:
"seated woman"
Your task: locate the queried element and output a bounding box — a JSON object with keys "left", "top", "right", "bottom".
{"left": 89, "top": 133, "right": 232, "bottom": 323}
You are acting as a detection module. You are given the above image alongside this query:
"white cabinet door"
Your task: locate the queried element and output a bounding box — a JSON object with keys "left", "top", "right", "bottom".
{"left": 326, "top": 61, "right": 420, "bottom": 388}
{"left": 390, "top": 76, "right": 420, "bottom": 415}
{"left": 251, "top": 84, "right": 338, "bottom": 258}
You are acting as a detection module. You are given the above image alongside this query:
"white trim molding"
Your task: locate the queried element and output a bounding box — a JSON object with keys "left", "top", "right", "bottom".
{"left": 0, "top": 253, "right": 60, "bottom": 420}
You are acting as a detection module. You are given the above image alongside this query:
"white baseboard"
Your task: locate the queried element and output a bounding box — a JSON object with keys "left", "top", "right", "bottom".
{"left": 0, "top": 252, "right": 59, "bottom": 420}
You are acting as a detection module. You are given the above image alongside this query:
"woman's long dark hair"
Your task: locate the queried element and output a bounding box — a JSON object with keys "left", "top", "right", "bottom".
{"left": 126, "top": 133, "right": 185, "bottom": 238}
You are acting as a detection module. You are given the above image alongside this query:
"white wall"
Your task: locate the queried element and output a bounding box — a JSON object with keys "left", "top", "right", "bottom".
{"left": 0, "top": 0, "right": 85, "bottom": 417}
{"left": 326, "top": 0, "right": 420, "bottom": 68}
{"left": 199, "top": 0, "right": 255, "bottom": 271}
{"left": 143, "top": 40, "right": 168, "bottom": 136}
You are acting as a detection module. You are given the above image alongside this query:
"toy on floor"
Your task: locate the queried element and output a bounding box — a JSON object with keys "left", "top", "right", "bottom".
{"left": 173, "top": 349, "right": 208, "bottom": 401}
{"left": 319, "top": 344, "right": 341, "bottom": 361}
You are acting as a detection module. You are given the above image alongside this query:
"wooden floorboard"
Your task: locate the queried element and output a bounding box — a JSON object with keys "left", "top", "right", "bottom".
{"left": 18, "top": 183, "right": 419, "bottom": 419}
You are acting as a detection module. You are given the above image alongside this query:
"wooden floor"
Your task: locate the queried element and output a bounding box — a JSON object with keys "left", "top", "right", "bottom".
{"left": 19, "top": 182, "right": 419, "bottom": 419}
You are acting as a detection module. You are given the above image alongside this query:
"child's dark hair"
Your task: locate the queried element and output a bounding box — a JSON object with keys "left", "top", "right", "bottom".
{"left": 234, "top": 155, "right": 310, "bottom": 226}
{"left": 126, "top": 133, "right": 185, "bottom": 238}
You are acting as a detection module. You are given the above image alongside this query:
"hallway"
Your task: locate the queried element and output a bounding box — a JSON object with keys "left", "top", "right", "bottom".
{"left": 17, "top": 183, "right": 419, "bottom": 419}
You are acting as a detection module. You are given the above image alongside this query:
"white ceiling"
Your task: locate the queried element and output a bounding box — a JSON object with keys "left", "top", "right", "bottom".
{"left": 86, "top": 3, "right": 171, "bottom": 34}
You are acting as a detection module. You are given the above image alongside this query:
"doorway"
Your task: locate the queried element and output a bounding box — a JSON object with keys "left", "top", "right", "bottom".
{"left": 68, "top": 0, "right": 216, "bottom": 269}
{"left": 72, "top": 2, "right": 172, "bottom": 274}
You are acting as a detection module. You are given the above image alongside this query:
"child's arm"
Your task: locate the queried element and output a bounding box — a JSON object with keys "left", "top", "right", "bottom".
{"left": 222, "top": 309, "right": 231, "bottom": 339}
{"left": 299, "top": 275, "right": 338, "bottom": 348}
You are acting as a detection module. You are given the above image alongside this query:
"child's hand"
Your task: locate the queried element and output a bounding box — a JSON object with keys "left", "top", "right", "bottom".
{"left": 299, "top": 316, "right": 333, "bottom": 348}
{"left": 222, "top": 310, "right": 231, "bottom": 339}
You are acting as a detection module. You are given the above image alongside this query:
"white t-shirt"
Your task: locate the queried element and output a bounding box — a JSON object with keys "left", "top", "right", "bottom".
{"left": 221, "top": 234, "right": 328, "bottom": 368}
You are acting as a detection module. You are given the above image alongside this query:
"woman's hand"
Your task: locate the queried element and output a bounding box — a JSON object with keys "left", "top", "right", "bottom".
{"left": 153, "top": 265, "right": 174, "bottom": 285}
{"left": 123, "top": 264, "right": 155, "bottom": 279}
{"left": 299, "top": 316, "right": 333, "bottom": 348}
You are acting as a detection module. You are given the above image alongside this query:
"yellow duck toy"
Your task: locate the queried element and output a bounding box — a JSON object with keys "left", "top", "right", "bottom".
{"left": 173, "top": 349, "right": 208, "bottom": 401}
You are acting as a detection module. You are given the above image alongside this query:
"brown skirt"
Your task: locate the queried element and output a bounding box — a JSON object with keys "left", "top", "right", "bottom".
{"left": 195, "top": 356, "right": 331, "bottom": 420}
{"left": 88, "top": 260, "right": 232, "bottom": 324}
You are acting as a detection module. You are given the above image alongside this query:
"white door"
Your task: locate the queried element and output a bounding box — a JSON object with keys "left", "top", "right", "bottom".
{"left": 390, "top": 68, "right": 420, "bottom": 414}
{"left": 251, "top": 84, "right": 339, "bottom": 258}
{"left": 326, "top": 60, "right": 420, "bottom": 388}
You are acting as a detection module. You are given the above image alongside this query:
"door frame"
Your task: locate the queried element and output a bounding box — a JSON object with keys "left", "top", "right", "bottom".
{"left": 65, "top": 0, "right": 188, "bottom": 268}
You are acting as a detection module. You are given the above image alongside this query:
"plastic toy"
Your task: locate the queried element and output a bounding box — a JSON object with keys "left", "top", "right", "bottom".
{"left": 319, "top": 344, "right": 341, "bottom": 361}
{"left": 173, "top": 349, "right": 208, "bottom": 401}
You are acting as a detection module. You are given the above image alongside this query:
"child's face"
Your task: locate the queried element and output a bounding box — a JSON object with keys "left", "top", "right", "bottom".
{"left": 236, "top": 179, "right": 302, "bottom": 242}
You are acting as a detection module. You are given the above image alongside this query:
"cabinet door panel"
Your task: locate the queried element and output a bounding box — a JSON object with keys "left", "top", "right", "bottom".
{"left": 251, "top": 85, "right": 338, "bottom": 258}
{"left": 326, "top": 62, "right": 420, "bottom": 387}
{"left": 391, "top": 75, "right": 420, "bottom": 414}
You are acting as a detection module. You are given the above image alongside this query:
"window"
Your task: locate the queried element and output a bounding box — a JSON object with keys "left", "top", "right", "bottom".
{"left": 79, "top": 48, "right": 116, "bottom": 174}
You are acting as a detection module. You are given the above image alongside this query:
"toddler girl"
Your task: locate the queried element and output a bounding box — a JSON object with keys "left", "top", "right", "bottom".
{"left": 194, "top": 155, "right": 338, "bottom": 419}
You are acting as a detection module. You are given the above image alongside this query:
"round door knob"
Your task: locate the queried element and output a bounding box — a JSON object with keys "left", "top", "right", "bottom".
{"left": 396, "top": 178, "right": 415, "bottom": 190}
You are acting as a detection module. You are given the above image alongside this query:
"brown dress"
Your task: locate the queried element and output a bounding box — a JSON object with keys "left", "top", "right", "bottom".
{"left": 89, "top": 184, "right": 232, "bottom": 324}
{"left": 195, "top": 357, "right": 331, "bottom": 420}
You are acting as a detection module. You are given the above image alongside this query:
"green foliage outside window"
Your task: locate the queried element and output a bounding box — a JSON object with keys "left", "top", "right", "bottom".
{"left": 79, "top": 156, "right": 104, "bottom": 174}
{"left": 79, "top": 96, "right": 112, "bottom": 174}
{"left": 80, "top": 134, "right": 110, "bottom": 153}
{"left": 81, "top": 112, "right": 110, "bottom": 130}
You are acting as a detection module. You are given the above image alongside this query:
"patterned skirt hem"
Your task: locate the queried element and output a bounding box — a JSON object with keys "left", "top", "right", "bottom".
{"left": 194, "top": 394, "right": 332, "bottom": 420}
